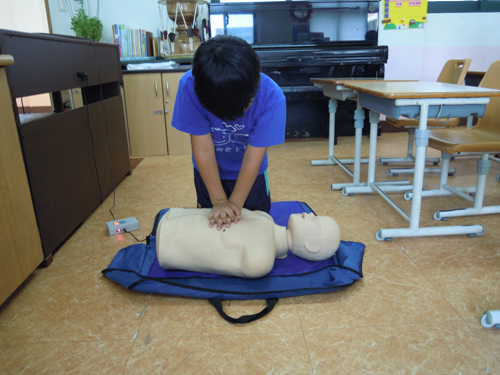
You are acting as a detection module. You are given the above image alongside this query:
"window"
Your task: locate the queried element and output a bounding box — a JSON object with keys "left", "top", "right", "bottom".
{"left": 211, "top": 13, "right": 254, "bottom": 43}
{"left": 428, "top": 0, "right": 500, "bottom": 13}
{"left": 210, "top": 1, "right": 380, "bottom": 46}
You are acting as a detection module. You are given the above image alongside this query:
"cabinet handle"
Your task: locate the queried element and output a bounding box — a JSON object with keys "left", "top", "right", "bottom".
{"left": 155, "top": 82, "right": 158, "bottom": 97}
{"left": 165, "top": 81, "right": 170, "bottom": 98}
{"left": 154, "top": 110, "right": 169, "bottom": 115}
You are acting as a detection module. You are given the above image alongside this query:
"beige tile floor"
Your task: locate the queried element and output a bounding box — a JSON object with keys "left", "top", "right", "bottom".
{"left": 1, "top": 133, "right": 499, "bottom": 374}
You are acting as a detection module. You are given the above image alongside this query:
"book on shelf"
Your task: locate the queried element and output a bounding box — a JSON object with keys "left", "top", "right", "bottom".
{"left": 112, "top": 24, "right": 162, "bottom": 59}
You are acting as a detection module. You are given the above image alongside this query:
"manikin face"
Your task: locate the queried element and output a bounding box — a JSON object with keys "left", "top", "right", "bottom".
{"left": 287, "top": 213, "right": 341, "bottom": 261}
{"left": 288, "top": 213, "right": 322, "bottom": 240}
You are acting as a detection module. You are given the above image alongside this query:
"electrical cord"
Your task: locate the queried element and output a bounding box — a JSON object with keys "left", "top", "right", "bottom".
{"left": 80, "top": 72, "right": 106, "bottom": 208}
{"left": 123, "top": 229, "right": 149, "bottom": 243}
{"left": 83, "top": 39, "right": 144, "bottom": 235}
{"left": 90, "top": 40, "right": 118, "bottom": 221}
{"left": 81, "top": 39, "right": 118, "bottom": 221}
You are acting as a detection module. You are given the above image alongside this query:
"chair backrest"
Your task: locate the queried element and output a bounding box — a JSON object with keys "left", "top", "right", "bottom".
{"left": 436, "top": 59, "right": 471, "bottom": 85}
{"left": 475, "top": 60, "right": 500, "bottom": 133}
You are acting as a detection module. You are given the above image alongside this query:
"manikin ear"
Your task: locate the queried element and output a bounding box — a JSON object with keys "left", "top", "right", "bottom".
{"left": 304, "top": 241, "right": 320, "bottom": 253}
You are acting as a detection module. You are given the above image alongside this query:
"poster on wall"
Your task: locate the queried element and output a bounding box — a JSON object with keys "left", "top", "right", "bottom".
{"left": 382, "top": 0, "right": 428, "bottom": 30}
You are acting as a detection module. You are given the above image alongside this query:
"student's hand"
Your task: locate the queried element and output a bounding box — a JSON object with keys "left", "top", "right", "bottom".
{"left": 209, "top": 200, "right": 241, "bottom": 230}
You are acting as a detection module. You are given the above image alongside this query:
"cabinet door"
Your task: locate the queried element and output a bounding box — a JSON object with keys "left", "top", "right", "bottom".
{"left": 123, "top": 73, "right": 168, "bottom": 156}
{"left": 162, "top": 72, "right": 192, "bottom": 155}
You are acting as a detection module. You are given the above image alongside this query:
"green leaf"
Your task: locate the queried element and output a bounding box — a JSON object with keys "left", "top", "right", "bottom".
{"left": 70, "top": 8, "right": 103, "bottom": 42}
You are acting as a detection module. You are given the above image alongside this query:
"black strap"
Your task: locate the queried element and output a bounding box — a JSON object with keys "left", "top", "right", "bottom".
{"left": 208, "top": 298, "right": 279, "bottom": 324}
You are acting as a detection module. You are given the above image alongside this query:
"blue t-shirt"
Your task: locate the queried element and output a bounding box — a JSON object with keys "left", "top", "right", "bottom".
{"left": 172, "top": 70, "right": 286, "bottom": 179}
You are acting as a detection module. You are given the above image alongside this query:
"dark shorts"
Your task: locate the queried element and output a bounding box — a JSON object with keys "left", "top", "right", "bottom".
{"left": 193, "top": 168, "right": 271, "bottom": 213}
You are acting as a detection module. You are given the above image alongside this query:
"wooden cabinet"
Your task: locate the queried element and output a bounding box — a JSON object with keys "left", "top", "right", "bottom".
{"left": 0, "top": 55, "right": 44, "bottom": 305}
{"left": 163, "top": 72, "right": 191, "bottom": 155}
{"left": 123, "top": 71, "right": 191, "bottom": 156}
{"left": 0, "top": 30, "right": 131, "bottom": 260}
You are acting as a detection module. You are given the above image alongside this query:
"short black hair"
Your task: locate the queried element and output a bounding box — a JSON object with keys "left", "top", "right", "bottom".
{"left": 192, "top": 35, "right": 261, "bottom": 121}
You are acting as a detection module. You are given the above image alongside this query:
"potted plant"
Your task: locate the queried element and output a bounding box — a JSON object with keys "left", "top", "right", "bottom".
{"left": 68, "top": 1, "right": 103, "bottom": 42}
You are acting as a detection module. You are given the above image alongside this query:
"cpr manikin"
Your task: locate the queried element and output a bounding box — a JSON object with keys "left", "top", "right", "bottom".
{"left": 156, "top": 208, "right": 341, "bottom": 278}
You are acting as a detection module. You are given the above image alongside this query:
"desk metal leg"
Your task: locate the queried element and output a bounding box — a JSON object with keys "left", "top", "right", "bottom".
{"left": 311, "top": 99, "right": 369, "bottom": 191}
{"left": 383, "top": 113, "right": 477, "bottom": 177}
{"left": 379, "top": 128, "right": 441, "bottom": 173}
{"left": 367, "top": 110, "right": 379, "bottom": 184}
{"left": 421, "top": 153, "right": 500, "bottom": 220}
{"left": 406, "top": 154, "right": 475, "bottom": 199}
{"left": 351, "top": 104, "right": 364, "bottom": 185}
{"left": 311, "top": 100, "right": 337, "bottom": 166}
{"left": 375, "top": 103, "right": 485, "bottom": 240}
{"left": 330, "top": 103, "right": 371, "bottom": 190}
{"left": 343, "top": 111, "right": 413, "bottom": 195}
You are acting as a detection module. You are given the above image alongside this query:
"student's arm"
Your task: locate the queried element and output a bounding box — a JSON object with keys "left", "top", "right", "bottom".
{"left": 229, "top": 144, "right": 268, "bottom": 210}
{"left": 191, "top": 133, "right": 240, "bottom": 229}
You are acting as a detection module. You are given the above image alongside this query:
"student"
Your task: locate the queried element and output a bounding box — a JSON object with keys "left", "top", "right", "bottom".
{"left": 156, "top": 208, "right": 341, "bottom": 278}
{"left": 172, "top": 35, "right": 286, "bottom": 230}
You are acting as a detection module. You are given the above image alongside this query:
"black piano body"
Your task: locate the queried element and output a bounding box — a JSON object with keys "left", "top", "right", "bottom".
{"left": 210, "top": 1, "right": 388, "bottom": 139}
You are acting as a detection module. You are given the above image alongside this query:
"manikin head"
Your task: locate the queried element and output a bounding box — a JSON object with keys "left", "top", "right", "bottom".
{"left": 287, "top": 213, "right": 341, "bottom": 261}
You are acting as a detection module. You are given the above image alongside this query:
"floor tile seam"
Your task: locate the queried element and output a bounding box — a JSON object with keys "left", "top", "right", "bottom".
{"left": 121, "top": 293, "right": 153, "bottom": 374}
{"left": 141, "top": 329, "right": 306, "bottom": 341}
{"left": 293, "top": 297, "right": 315, "bottom": 375}
{"left": 424, "top": 275, "right": 499, "bottom": 322}
{"left": 300, "top": 318, "right": 469, "bottom": 334}
{"left": 0, "top": 337, "right": 136, "bottom": 347}
{"left": 360, "top": 195, "right": 394, "bottom": 230}
{"left": 461, "top": 318, "right": 500, "bottom": 364}
{"left": 182, "top": 184, "right": 196, "bottom": 207}
{"left": 426, "top": 274, "right": 500, "bottom": 282}
{"left": 401, "top": 240, "right": 499, "bottom": 277}
{"left": 358, "top": 271, "right": 458, "bottom": 289}
{"left": 396, "top": 245, "right": 468, "bottom": 316}
{"left": 299, "top": 324, "right": 315, "bottom": 375}
{"left": 396, "top": 244, "right": 439, "bottom": 279}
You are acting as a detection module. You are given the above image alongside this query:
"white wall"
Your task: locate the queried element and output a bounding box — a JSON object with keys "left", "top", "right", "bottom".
{"left": 0, "top": 0, "right": 51, "bottom": 108}
{"left": 39, "top": 2, "right": 500, "bottom": 80}
{"left": 46, "top": 0, "right": 188, "bottom": 45}
{"left": 379, "top": 12, "right": 500, "bottom": 80}
{"left": 0, "top": 0, "right": 49, "bottom": 32}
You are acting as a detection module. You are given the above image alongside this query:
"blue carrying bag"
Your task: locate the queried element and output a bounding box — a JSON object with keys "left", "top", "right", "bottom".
{"left": 102, "top": 201, "right": 365, "bottom": 323}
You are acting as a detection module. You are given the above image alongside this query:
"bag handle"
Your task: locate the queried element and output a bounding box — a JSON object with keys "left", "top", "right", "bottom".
{"left": 208, "top": 298, "right": 278, "bottom": 324}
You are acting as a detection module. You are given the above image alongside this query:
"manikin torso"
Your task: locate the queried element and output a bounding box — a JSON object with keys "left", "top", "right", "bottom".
{"left": 156, "top": 208, "right": 289, "bottom": 278}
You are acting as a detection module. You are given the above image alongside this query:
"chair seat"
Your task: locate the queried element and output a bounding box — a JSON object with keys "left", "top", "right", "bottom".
{"left": 429, "top": 128, "right": 500, "bottom": 154}
{"left": 387, "top": 116, "right": 460, "bottom": 128}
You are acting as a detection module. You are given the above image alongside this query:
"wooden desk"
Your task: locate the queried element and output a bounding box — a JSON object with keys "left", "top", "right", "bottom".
{"left": 310, "top": 78, "right": 415, "bottom": 193}
{"left": 341, "top": 81, "right": 500, "bottom": 240}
